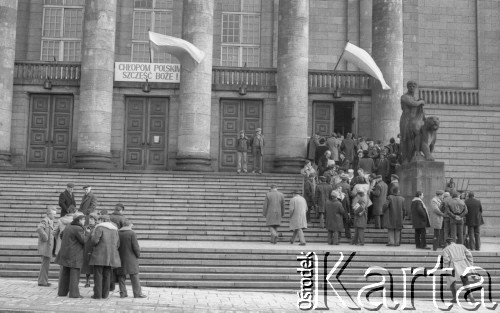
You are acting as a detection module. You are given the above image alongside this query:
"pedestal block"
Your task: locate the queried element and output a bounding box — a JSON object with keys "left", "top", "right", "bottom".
{"left": 398, "top": 161, "right": 445, "bottom": 217}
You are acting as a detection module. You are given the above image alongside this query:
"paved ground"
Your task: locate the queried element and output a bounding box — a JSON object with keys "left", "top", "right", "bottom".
{"left": 0, "top": 278, "right": 497, "bottom": 313}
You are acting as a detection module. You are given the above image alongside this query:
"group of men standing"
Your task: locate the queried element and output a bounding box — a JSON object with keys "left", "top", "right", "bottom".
{"left": 36, "top": 183, "right": 146, "bottom": 299}
{"left": 236, "top": 128, "right": 265, "bottom": 174}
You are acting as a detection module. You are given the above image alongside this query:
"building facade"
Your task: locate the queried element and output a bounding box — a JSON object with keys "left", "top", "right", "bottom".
{"left": 2, "top": 0, "right": 500, "bottom": 234}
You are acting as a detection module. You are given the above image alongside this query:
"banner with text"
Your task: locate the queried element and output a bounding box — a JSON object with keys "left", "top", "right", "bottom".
{"left": 114, "top": 62, "right": 180, "bottom": 83}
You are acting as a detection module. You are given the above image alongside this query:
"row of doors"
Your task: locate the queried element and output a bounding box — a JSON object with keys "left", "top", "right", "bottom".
{"left": 27, "top": 95, "right": 353, "bottom": 170}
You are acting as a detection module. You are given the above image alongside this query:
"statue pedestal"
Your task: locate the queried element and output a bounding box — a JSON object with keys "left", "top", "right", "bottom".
{"left": 397, "top": 161, "right": 445, "bottom": 217}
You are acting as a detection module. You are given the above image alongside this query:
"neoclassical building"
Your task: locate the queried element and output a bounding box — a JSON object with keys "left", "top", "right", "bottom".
{"left": 1, "top": 0, "right": 499, "bottom": 232}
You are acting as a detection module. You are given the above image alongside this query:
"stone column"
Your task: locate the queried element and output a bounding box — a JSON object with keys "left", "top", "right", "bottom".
{"left": 74, "top": 0, "right": 116, "bottom": 169}
{"left": 0, "top": 0, "right": 18, "bottom": 167}
{"left": 274, "top": 0, "right": 309, "bottom": 173}
{"left": 371, "top": 0, "right": 403, "bottom": 144}
{"left": 359, "top": 0, "right": 372, "bottom": 54}
{"left": 175, "top": 0, "right": 213, "bottom": 171}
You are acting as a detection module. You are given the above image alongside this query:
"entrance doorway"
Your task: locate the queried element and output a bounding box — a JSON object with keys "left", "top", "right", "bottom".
{"left": 124, "top": 97, "right": 168, "bottom": 170}
{"left": 312, "top": 101, "right": 354, "bottom": 137}
{"left": 219, "top": 99, "right": 262, "bottom": 172}
{"left": 27, "top": 94, "right": 73, "bottom": 168}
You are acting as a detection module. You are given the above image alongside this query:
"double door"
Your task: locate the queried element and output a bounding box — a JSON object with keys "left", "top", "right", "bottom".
{"left": 219, "top": 100, "right": 262, "bottom": 171}
{"left": 313, "top": 102, "right": 354, "bottom": 136}
{"left": 125, "top": 97, "right": 168, "bottom": 170}
{"left": 27, "top": 95, "right": 73, "bottom": 168}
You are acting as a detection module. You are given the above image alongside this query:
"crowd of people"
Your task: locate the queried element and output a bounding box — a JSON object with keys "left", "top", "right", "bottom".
{"left": 36, "top": 184, "right": 146, "bottom": 299}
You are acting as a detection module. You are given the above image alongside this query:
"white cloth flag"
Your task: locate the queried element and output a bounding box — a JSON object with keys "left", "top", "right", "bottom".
{"left": 343, "top": 42, "right": 391, "bottom": 90}
{"left": 148, "top": 31, "right": 205, "bottom": 66}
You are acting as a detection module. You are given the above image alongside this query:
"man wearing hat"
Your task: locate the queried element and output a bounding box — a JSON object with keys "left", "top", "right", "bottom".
{"left": 288, "top": 190, "right": 308, "bottom": 246}
{"left": 325, "top": 190, "right": 345, "bottom": 245}
{"left": 337, "top": 151, "right": 350, "bottom": 172}
{"left": 55, "top": 214, "right": 86, "bottom": 298}
{"left": 370, "top": 174, "right": 388, "bottom": 229}
{"left": 36, "top": 206, "right": 57, "bottom": 286}
{"left": 442, "top": 237, "right": 476, "bottom": 304}
{"left": 375, "top": 151, "right": 390, "bottom": 184}
{"left": 389, "top": 174, "right": 400, "bottom": 198}
{"left": 250, "top": 128, "right": 264, "bottom": 174}
{"left": 110, "top": 203, "right": 128, "bottom": 229}
{"left": 262, "top": 184, "right": 285, "bottom": 244}
{"left": 236, "top": 130, "right": 250, "bottom": 174}
{"left": 429, "top": 190, "right": 446, "bottom": 250}
{"left": 315, "top": 176, "right": 332, "bottom": 229}
{"left": 59, "top": 183, "right": 76, "bottom": 217}
{"left": 79, "top": 185, "right": 97, "bottom": 225}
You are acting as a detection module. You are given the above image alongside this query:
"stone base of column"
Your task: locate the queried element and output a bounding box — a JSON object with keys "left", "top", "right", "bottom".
{"left": 273, "top": 157, "right": 305, "bottom": 174}
{"left": 0, "top": 151, "right": 12, "bottom": 167}
{"left": 73, "top": 152, "right": 113, "bottom": 169}
{"left": 397, "top": 160, "right": 445, "bottom": 218}
{"left": 175, "top": 154, "right": 213, "bottom": 172}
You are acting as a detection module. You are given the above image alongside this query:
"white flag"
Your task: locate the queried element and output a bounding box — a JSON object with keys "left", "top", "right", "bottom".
{"left": 343, "top": 42, "right": 391, "bottom": 90}
{"left": 148, "top": 31, "right": 205, "bottom": 67}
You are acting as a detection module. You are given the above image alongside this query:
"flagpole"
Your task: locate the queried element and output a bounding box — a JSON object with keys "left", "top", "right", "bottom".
{"left": 333, "top": 41, "right": 349, "bottom": 72}
{"left": 148, "top": 29, "right": 153, "bottom": 63}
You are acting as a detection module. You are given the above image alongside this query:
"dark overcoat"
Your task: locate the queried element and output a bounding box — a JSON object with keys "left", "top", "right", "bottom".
{"left": 89, "top": 223, "right": 121, "bottom": 268}
{"left": 79, "top": 192, "right": 97, "bottom": 215}
{"left": 325, "top": 198, "right": 345, "bottom": 232}
{"left": 58, "top": 190, "right": 76, "bottom": 216}
{"left": 464, "top": 198, "right": 484, "bottom": 227}
{"left": 371, "top": 181, "right": 388, "bottom": 216}
{"left": 55, "top": 222, "right": 85, "bottom": 268}
{"left": 110, "top": 212, "right": 128, "bottom": 229}
{"left": 411, "top": 199, "right": 430, "bottom": 229}
{"left": 358, "top": 157, "right": 375, "bottom": 174}
{"left": 263, "top": 190, "right": 285, "bottom": 226}
{"left": 315, "top": 182, "right": 332, "bottom": 214}
{"left": 382, "top": 195, "right": 405, "bottom": 230}
{"left": 303, "top": 179, "right": 315, "bottom": 207}
{"left": 340, "top": 138, "right": 355, "bottom": 162}
{"left": 117, "top": 228, "right": 141, "bottom": 275}
{"left": 352, "top": 196, "right": 368, "bottom": 228}
{"left": 81, "top": 225, "right": 96, "bottom": 275}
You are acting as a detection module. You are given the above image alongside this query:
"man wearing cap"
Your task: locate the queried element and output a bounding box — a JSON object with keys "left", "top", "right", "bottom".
{"left": 59, "top": 183, "right": 76, "bottom": 217}
{"left": 388, "top": 174, "right": 400, "bottom": 198}
{"left": 315, "top": 176, "right": 332, "bottom": 229}
{"left": 250, "top": 128, "right": 264, "bottom": 174}
{"left": 370, "top": 175, "right": 388, "bottom": 229}
{"left": 55, "top": 214, "right": 86, "bottom": 298}
{"left": 110, "top": 203, "right": 128, "bottom": 229}
{"left": 464, "top": 192, "right": 483, "bottom": 251}
{"left": 442, "top": 237, "right": 476, "bottom": 304}
{"left": 429, "top": 190, "right": 446, "bottom": 250}
{"left": 325, "top": 190, "right": 345, "bottom": 245}
{"left": 445, "top": 192, "right": 468, "bottom": 245}
{"left": 79, "top": 185, "right": 97, "bottom": 225}
{"left": 36, "top": 206, "right": 57, "bottom": 286}
{"left": 89, "top": 214, "right": 121, "bottom": 299}
{"left": 288, "top": 190, "right": 308, "bottom": 246}
{"left": 262, "top": 184, "right": 285, "bottom": 244}
{"left": 236, "top": 130, "right": 249, "bottom": 174}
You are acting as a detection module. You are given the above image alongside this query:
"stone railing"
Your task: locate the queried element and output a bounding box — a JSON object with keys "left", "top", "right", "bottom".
{"left": 14, "top": 61, "right": 81, "bottom": 81}
{"left": 308, "top": 70, "right": 371, "bottom": 91}
{"left": 419, "top": 87, "right": 479, "bottom": 106}
{"left": 212, "top": 66, "right": 277, "bottom": 87}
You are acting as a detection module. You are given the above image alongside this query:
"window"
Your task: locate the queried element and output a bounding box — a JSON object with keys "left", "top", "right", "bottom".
{"left": 221, "top": 0, "right": 261, "bottom": 67}
{"left": 132, "top": 0, "right": 174, "bottom": 63}
{"left": 41, "top": 0, "right": 84, "bottom": 62}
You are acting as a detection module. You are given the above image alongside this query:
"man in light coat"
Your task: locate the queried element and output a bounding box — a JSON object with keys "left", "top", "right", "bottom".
{"left": 288, "top": 190, "right": 308, "bottom": 246}
{"left": 89, "top": 215, "right": 121, "bottom": 299}
{"left": 263, "top": 184, "right": 285, "bottom": 244}
{"left": 79, "top": 185, "right": 97, "bottom": 225}
{"left": 429, "top": 190, "right": 446, "bottom": 250}
{"left": 442, "top": 237, "right": 476, "bottom": 304}
{"left": 37, "top": 206, "right": 57, "bottom": 286}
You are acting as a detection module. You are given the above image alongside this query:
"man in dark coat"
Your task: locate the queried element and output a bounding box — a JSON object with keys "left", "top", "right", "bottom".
{"left": 351, "top": 191, "right": 368, "bottom": 246}
{"left": 411, "top": 191, "right": 431, "bottom": 249}
{"left": 383, "top": 187, "right": 405, "bottom": 246}
{"left": 79, "top": 185, "right": 98, "bottom": 225}
{"left": 464, "top": 191, "right": 483, "bottom": 250}
{"left": 445, "top": 192, "right": 468, "bottom": 245}
{"left": 314, "top": 176, "right": 332, "bottom": 229}
{"left": 55, "top": 214, "right": 86, "bottom": 298}
{"left": 358, "top": 150, "right": 375, "bottom": 174}
{"left": 370, "top": 175, "right": 388, "bottom": 229}
{"left": 262, "top": 184, "right": 285, "bottom": 244}
{"left": 303, "top": 174, "right": 315, "bottom": 222}
{"left": 89, "top": 215, "right": 121, "bottom": 299}
{"left": 340, "top": 132, "right": 355, "bottom": 163}
{"left": 110, "top": 203, "right": 128, "bottom": 229}
{"left": 250, "top": 128, "right": 264, "bottom": 174}
{"left": 116, "top": 220, "right": 146, "bottom": 298}
{"left": 375, "top": 152, "right": 390, "bottom": 183}
{"left": 337, "top": 152, "right": 351, "bottom": 172}
{"left": 325, "top": 190, "right": 345, "bottom": 245}
{"left": 59, "top": 183, "right": 76, "bottom": 217}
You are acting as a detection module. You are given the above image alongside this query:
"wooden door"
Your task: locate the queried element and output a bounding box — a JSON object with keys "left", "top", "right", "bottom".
{"left": 313, "top": 102, "right": 334, "bottom": 137}
{"left": 219, "top": 100, "right": 262, "bottom": 171}
{"left": 27, "top": 95, "right": 73, "bottom": 168}
{"left": 125, "top": 97, "right": 168, "bottom": 170}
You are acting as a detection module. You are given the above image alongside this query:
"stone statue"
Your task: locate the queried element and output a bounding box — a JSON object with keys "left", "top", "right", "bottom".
{"left": 400, "top": 80, "right": 439, "bottom": 163}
